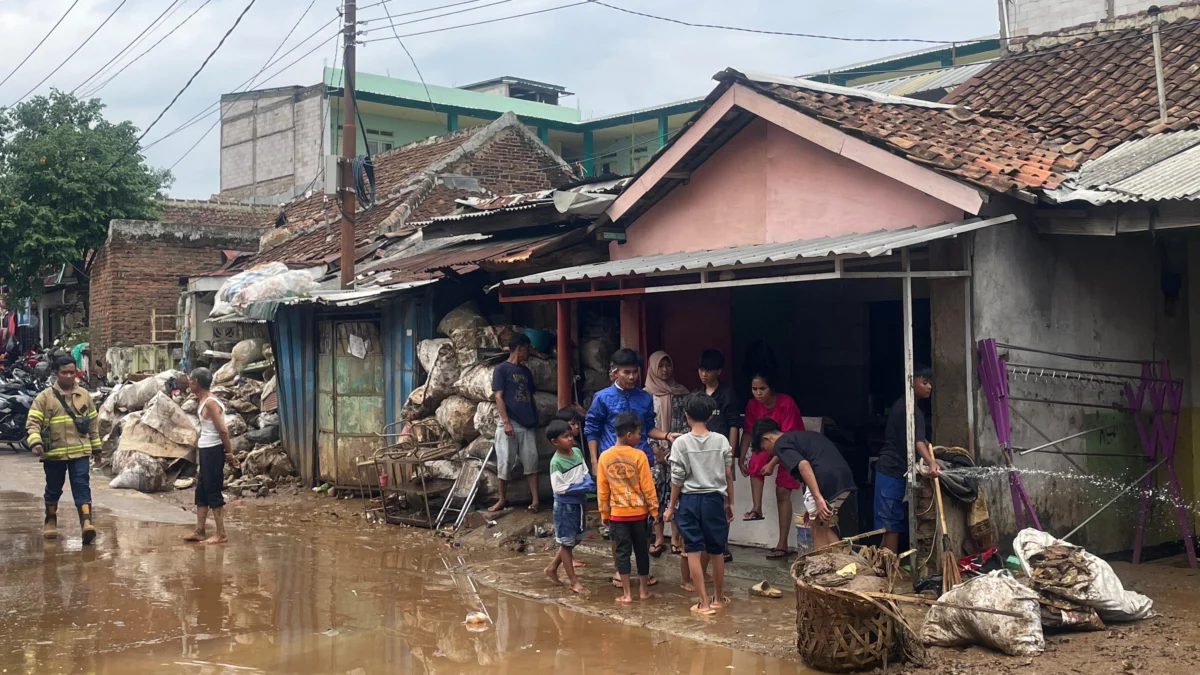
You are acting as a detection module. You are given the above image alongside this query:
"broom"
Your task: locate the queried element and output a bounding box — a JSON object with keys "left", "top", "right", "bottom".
{"left": 934, "top": 475, "right": 961, "bottom": 594}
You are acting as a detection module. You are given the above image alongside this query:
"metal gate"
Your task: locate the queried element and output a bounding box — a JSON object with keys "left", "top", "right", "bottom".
{"left": 317, "top": 319, "right": 385, "bottom": 487}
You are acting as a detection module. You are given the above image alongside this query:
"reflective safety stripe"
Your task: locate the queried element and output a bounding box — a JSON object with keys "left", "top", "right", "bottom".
{"left": 86, "top": 410, "right": 98, "bottom": 419}
{"left": 48, "top": 416, "right": 74, "bottom": 424}
{"left": 89, "top": 438, "right": 102, "bottom": 448}
{"left": 28, "top": 410, "right": 45, "bottom": 420}
{"left": 27, "top": 433, "right": 42, "bottom": 444}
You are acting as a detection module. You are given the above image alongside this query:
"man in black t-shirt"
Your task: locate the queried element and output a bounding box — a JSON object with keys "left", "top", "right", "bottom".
{"left": 489, "top": 333, "right": 541, "bottom": 513}
{"left": 753, "top": 421, "right": 855, "bottom": 550}
{"left": 874, "top": 365, "right": 937, "bottom": 553}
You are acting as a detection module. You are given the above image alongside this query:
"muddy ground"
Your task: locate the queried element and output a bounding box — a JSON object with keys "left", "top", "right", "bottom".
{"left": 3, "top": 452, "right": 1199, "bottom": 674}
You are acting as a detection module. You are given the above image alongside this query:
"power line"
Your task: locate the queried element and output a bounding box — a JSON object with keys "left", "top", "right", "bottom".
{"left": 10, "top": 0, "right": 129, "bottom": 106}
{"left": 168, "top": 0, "right": 321, "bottom": 171}
{"left": 72, "top": 0, "right": 184, "bottom": 95}
{"left": 82, "top": 0, "right": 215, "bottom": 98}
{"left": 360, "top": 0, "right": 513, "bottom": 34}
{"left": 361, "top": 0, "right": 591, "bottom": 43}
{"left": 358, "top": 0, "right": 489, "bottom": 21}
{"left": 78, "top": 0, "right": 192, "bottom": 97}
{"left": 379, "top": 0, "right": 436, "bottom": 112}
{"left": 0, "top": 0, "right": 81, "bottom": 91}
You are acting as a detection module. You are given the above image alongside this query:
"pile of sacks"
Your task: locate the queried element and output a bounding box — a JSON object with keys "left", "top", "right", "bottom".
{"left": 398, "top": 302, "right": 562, "bottom": 501}
{"left": 99, "top": 337, "right": 293, "bottom": 495}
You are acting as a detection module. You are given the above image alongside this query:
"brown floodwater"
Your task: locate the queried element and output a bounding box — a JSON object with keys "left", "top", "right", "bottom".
{"left": 0, "top": 492, "right": 804, "bottom": 674}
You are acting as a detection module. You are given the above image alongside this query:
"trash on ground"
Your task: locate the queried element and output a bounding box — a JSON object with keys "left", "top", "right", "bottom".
{"left": 920, "top": 570, "right": 1044, "bottom": 657}
{"left": 1014, "top": 528, "right": 1154, "bottom": 622}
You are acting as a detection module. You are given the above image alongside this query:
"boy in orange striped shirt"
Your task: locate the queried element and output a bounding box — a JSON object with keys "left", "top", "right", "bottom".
{"left": 597, "top": 411, "right": 660, "bottom": 604}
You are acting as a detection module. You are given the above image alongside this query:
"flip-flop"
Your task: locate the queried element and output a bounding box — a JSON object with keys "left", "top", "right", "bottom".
{"left": 723, "top": 549, "right": 733, "bottom": 563}
{"left": 671, "top": 545, "right": 683, "bottom": 555}
{"left": 765, "top": 548, "right": 790, "bottom": 560}
{"left": 711, "top": 595, "right": 732, "bottom": 609}
{"left": 749, "top": 581, "right": 783, "bottom": 599}
{"left": 649, "top": 543, "right": 667, "bottom": 558}
{"left": 743, "top": 511, "right": 764, "bottom": 521}
{"left": 690, "top": 603, "right": 717, "bottom": 616}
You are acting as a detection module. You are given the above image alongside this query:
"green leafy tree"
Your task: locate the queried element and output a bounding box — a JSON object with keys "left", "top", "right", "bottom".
{"left": 0, "top": 90, "right": 170, "bottom": 301}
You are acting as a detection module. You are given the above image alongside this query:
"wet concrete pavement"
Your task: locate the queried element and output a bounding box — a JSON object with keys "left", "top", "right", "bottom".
{"left": 0, "top": 454, "right": 807, "bottom": 674}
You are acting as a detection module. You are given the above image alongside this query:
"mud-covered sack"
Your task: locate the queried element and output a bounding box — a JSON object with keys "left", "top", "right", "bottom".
{"left": 534, "top": 391, "right": 557, "bottom": 427}
{"left": 438, "top": 301, "right": 489, "bottom": 337}
{"left": 465, "top": 436, "right": 494, "bottom": 461}
{"left": 526, "top": 356, "right": 557, "bottom": 393}
{"left": 243, "top": 441, "right": 294, "bottom": 479}
{"left": 401, "top": 385, "right": 439, "bottom": 422}
{"left": 474, "top": 402, "right": 499, "bottom": 439}
{"left": 580, "top": 337, "right": 615, "bottom": 373}
{"left": 920, "top": 570, "right": 1044, "bottom": 656}
{"left": 224, "top": 413, "right": 249, "bottom": 438}
{"left": 109, "top": 450, "right": 169, "bottom": 493}
{"left": 454, "top": 363, "right": 496, "bottom": 402}
{"left": 418, "top": 339, "right": 460, "bottom": 402}
{"left": 1014, "top": 528, "right": 1154, "bottom": 622}
{"left": 97, "top": 390, "right": 121, "bottom": 441}
{"left": 112, "top": 370, "right": 181, "bottom": 412}
{"left": 231, "top": 338, "right": 266, "bottom": 370}
{"left": 246, "top": 425, "right": 279, "bottom": 445}
{"left": 436, "top": 395, "right": 480, "bottom": 443}
{"left": 450, "top": 326, "right": 504, "bottom": 368}
{"left": 140, "top": 392, "right": 199, "bottom": 448}
{"left": 213, "top": 361, "right": 237, "bottom": 385}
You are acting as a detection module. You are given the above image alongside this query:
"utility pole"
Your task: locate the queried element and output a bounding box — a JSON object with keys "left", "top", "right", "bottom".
{"left": 339, "top": 0, "right": 357, "bottom": 289}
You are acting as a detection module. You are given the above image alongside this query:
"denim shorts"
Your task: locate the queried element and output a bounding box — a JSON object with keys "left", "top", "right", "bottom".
{"left": 874, "top": 473, "right": 908, "bottom": 533}
{"left": 674, "top": 492, "right": 728, "bottom": 554}
{"left": 553, "top": 501, "right": 585, "bottom": 547}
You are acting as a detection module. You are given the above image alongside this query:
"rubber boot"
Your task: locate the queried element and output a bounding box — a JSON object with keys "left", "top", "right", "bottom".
{"left": 77, "top": 503, "right": 96, "bottom": 546}
{"left": 43, "top": 502, "right": 58, "bottom": 540}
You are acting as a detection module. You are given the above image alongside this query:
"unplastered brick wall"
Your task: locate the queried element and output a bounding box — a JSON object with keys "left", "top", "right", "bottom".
{"left": 89, "top": 221, "right": 263, "bottom": 360}
{"left": 453, "top": 127, "right": 574, "bottom": 195}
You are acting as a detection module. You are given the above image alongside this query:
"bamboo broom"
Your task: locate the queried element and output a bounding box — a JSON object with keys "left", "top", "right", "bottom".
{"left": 934, "top": 476, "right": 961, "bottom": 594}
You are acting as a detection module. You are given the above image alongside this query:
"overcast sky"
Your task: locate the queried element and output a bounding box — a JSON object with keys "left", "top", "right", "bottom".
{"left": 0, "top": 0, "right": 998, "bottom": 198}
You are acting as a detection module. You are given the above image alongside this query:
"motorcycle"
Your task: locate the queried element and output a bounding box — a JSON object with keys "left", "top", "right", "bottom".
{"left": 0, "top": 370, "right": 38, "bottom": 452}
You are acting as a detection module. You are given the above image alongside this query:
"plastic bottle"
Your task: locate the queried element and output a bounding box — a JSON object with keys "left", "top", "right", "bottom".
{"left": 794, "top": 513, "right": 814, "bottom": 556}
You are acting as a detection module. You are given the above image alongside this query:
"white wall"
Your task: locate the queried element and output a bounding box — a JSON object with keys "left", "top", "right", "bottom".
{"left": 220, "top": 86, "right": 325, "bottom": 203}
{"left": 1003, "top": 0, "right": 1158, "bottom": 36}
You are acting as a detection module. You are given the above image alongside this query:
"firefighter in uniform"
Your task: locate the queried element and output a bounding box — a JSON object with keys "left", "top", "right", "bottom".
{"left": 26, "top": 355, "right": 102, "bottom": 544}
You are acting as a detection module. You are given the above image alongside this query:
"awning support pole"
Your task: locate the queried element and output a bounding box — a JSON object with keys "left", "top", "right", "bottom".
{"left": 902, "top": 248, "right": 919, "bottom": 567}
{"left": 556, "top": 300, "right": 571, "bottom": 409}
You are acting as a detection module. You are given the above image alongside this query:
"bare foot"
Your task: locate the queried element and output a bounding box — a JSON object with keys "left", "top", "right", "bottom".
{"left": 639, "top": 591, "right": 655, "bottom": 601}
{"left": 544, "top": 567, "right": 561, "bottom": 584}
{"left": 711, "top": 595, "right": 731, "bottom": 609}
{"left": 570, "top": 583, "right": 590, "bottom": 596}
{"left": 183, "top": 530, "right": 206, "bottom": 542}
{"left": 202, "top": 535, "right": 228, "bottom": 545}
{"left": 572, "top": 560, "right": 586, "bottom": 568}
{"left": 487, "top": 501, "right": 507, "bottom": 513}
{"left": 527, "top": 503, "right": 540, "bottom": 514}
{"left": 615, "top": 594, "right": 633, "bottom": 604}
{"left": 680, "top": 582, "right": 696, "bottom": 592}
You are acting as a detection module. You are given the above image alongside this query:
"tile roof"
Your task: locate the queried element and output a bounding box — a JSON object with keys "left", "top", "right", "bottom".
{"left": 944, "top": 10, "right": 1200, "bottom": 162}
{"left": 157, "top": 199, "right": 275, "bottom": 229}
{"left": 730, "top": 71, "right": 1074, "bottom": 195}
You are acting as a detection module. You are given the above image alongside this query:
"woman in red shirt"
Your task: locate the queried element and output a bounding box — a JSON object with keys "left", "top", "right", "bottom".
{"left": 739, "top": 372, "right": 804, "bottom": 559}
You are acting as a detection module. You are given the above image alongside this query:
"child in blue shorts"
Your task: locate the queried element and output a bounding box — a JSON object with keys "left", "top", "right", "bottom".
{"left": 546, "top": 420, "right": 595, "bottom": 595}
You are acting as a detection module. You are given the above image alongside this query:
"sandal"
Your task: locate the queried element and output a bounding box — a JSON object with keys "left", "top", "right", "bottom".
{"left": 743, "top": 510, "right": 764, "bottom": 521}
{"left": 723, "top": 549, "right": 733, "bottom": 563}
{"left": 671, "top": 545, "right": 683, "bottom": 555}
{"left": 649, "top": 543, "right": 667, "bottom": 558}
{"left": 765, "top": 548, "right": 790, "bottom": 560}
{"left": 690, "top": 603, "right": 717, "bottom": 616}
{"left": 749, "top": 581, "right": 783, "bottom": 599}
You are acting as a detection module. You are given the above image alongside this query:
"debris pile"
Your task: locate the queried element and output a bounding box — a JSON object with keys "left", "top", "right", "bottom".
{"left": 796, "top": 550, "right": 891, "bottom": 593}
{"left": 100, "top": 336, "right": 294, "bottom": 496}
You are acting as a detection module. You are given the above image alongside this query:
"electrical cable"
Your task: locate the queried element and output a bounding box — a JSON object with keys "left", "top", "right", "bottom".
{"left": 379, "top": 0, "right": 436, "bottom": 112}
{"left": 360, "top": 0, "right": 513, "bottom": 34}
{"left": 356, "top": 0, "right": 484, "bottom": 12}
{"left": 0, "top": 0, "right": 81, "bottom": 90}
{"left": 360, "top": 0, "right": 590, "bottom": 43}
{"left": 168, "top": 0, "right": 321, "bottom": 171}
{"left": 71, "top": 0, "right": 184, "bottom": 95}
{"left": 82, "top": 0, "right": 215, "bottom": 98}
{"left": 10, "top": 0, "right": 130, "bottom": 106}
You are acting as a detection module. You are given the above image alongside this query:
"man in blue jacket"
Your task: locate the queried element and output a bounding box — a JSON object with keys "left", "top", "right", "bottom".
{"left": 585, "top": 348, "right": 679, "bottom": 472}
{"left": 585, "top": 347, "right": 679, "bottom": 588}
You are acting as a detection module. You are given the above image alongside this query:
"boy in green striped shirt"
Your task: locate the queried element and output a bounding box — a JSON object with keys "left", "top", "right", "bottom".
{"left": 545, "top": 420, "right": 595, "bottom": 595}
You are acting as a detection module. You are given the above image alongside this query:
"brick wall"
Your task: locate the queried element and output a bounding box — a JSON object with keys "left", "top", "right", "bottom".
{"left": 1006, "top": 0, "right": 1160, "bottom": 36}
{"left": 454, "top": 126, "right": 575, "bottom": 195}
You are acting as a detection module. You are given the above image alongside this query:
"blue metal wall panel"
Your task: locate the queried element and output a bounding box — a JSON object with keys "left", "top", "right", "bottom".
{"left": 381, "top": 290, "right": 436, "bottom": 431}
{"left": 271, "top": 305, "right": 318, "bottom": 486}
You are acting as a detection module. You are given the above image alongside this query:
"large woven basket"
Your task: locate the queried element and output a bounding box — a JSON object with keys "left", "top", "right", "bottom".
{"left": 790, "top": 543, "right": 920, "bottom": 673}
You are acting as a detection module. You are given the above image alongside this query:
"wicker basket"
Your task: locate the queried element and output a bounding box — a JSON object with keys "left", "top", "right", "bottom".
{"left": 791, "top": 542, "right": 921, "bottom": 673}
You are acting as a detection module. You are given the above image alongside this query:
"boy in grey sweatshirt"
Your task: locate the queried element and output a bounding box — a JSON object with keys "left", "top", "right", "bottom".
{"left": 663, "top": 394, "right": 734, "bottom": 615}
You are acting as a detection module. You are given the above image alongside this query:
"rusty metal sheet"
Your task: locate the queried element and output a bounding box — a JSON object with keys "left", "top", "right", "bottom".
{"left": 336, "top": 436, "right": 382, "bottom": 488}
{"left": 318, "top": 431, "right": 336, "bottom": 484}
{"left": 335, "top": 396, "right": 385, "bottom": 435}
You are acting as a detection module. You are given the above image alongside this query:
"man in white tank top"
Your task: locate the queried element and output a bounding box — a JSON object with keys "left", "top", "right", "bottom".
{"left": 184, "top": 367, "right": 240, "bottom": 544}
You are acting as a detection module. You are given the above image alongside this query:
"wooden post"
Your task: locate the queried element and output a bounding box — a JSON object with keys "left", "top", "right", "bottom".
{"left": 556, "top": 300, "right": 571, "bottom": 408}
{"left": 619, "top": 297, "right": 642, "bottom": 353}
{"left": 902, "top": 249, "right": 918, "bottom": 562}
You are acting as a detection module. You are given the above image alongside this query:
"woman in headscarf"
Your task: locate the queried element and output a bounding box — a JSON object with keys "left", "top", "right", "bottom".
{"left": 645, "top": 350, "right": 689, "bottom": 557}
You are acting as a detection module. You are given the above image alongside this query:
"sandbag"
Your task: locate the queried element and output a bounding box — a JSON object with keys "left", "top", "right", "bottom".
{"left": 231, "top": 435, "right": 254, "bottom": 455}
{"left": 243, "top": 441, "right": 294, "bottom": 479}
{"left": 534, "top": 391, "right": 557, "bottom": 427}
{"left": 116, "top": 416, "right": 195, "bottom": 462}
{"left": 920, "top": 571, "right": 1044, "bottom": 656}
{"left": 247, "top": 425, "right": 279, "bottom": 444}
{"left": 527, "top": 356, "right": 557, "bottom": 393}
{"left": 583, "top": 367, "right": 609, "bottom": 394}
{"left": 112, "top": 370, "right": 180, "bottom": 412}
{"left": 140, "top": 392, "right": 199, "bottom": 448}
{"left": 580, "top": 337, "right": 615, "bottom": 373}
{"left": 418, "top": 339, "right": 460, "bottom": 402}
{"left": 97, "top": 390, "right": 121, "bottom": 441}
{"left": 181, "top": 397, "right": 198, "bottom": 414}
{"left": 475, "top": 402, "right": 499, "bottom": 439}
{"left": 436, "top": 395, "right": 480, "bottom": 443}
{"left": 224, "top": 413, "right": 249, "bottom": 438}
{"left": 454, "top": 363, "right": 496, "bottom": 402}
{"left": 257, "top": 411, "right": 279, "bottom": 429}
{"left": 437, "top": 301, "right": 488, "bottom": 337}
{"left": 401, "top": 385, "right": 439, "bottom": 422}
{"left": 231, "top": 338, "right": 266, "bottom": 370}
{"left": 465, "top": 436, "right": 494, "bottom": 461}
{"left": 213, "top": 361, "right": 237, "bottom": 385}
{"left": 450, "top": 326, "right": 504, "bottom": 368}
{"left": 108, "top": 450, "right": 169, "bottom": 493}
{"left": 1014, "top": 528, "right": 1154, "bottom": 622}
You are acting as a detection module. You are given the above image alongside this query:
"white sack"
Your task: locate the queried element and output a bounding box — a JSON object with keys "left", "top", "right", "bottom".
{"left": 920, "top": 571, "right": 1044, "bottom": 656}
{"left": 1014, "top": 528, "right": 1154, "bottom": 622}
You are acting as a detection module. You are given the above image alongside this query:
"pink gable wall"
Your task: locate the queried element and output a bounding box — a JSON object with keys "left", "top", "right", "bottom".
{"left": 612, "top": 118, "right": 966, "bottom": 260}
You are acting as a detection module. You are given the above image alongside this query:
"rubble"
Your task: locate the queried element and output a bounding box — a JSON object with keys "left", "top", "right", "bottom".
{"left": 98, "top": 337, "right": 296, "bottom": 495}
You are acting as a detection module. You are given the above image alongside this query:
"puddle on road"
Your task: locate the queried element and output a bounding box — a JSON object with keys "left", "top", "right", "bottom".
{"left": 0, "top": 492, "right": 806, "bottom": 674}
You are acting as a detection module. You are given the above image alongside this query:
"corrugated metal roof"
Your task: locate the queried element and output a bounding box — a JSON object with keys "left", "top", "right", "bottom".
{"left": 359, "top": 231, "right": 576, "bottom": 287}
{"left": 854, "top": 60, "right": 995, "bottom": 97}
{"left": 499, "top": 215, "right": 1015, "bottom": 286}
{"left": 233, "top": 280, "right": 438, "bottom": 321}
{"left": 1049, "top": 130, "right": 1200, "bottom": 204}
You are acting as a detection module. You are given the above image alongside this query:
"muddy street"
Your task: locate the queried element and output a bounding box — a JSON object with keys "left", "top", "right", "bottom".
{"left": 0, "top": 483, "right": 801, "bottom": 674}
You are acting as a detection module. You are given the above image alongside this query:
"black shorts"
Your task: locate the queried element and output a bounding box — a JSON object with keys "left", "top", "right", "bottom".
{"left": 195, "top": 445, "right": 226, "bottom": 508}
